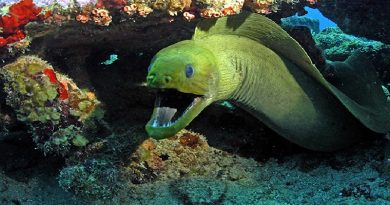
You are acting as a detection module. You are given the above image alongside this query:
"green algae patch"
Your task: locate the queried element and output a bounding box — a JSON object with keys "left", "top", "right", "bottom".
{"left": 0, "top": 56, "right": 61, "bottom": 124}
{"left": 1, "top": 55, "right": 103, "bottom": 156}
{"left": 72, "top": 134, "right": 90, "bottom": 147}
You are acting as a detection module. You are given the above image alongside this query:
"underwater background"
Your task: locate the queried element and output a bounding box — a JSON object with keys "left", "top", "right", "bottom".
{"left": 0, "top": 0, "right": 390, "bottom": 204}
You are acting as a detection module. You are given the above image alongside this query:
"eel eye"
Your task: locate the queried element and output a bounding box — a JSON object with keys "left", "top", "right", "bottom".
{"left": 147, "top": 64, "right": 152, "bottom": 72}
{"left": 185, "top": 64, "right": 194, "bottom": 78}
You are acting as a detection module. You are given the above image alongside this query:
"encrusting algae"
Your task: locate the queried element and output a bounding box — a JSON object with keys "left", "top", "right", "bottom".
{"left": 125, "top": 129, "right": 258, "bottom": 182}
{"left": 0, "top": 55, "right": 102, "bottom": 155}
{"left": 57, "top": 128, "right": 260, "bottom": 200}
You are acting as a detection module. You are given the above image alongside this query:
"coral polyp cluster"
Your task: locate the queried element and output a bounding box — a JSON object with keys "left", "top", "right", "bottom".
{"left": 69, "top": 0, "right": 304, "bottom": 24}
{"left": 199, "top": 0, "right": 244, "bottom": 18}
{"left": 0, "top": 55, "right": 102, "bottom": 155}
{"left": 76, "top": 6, "right": 113, "bottom": 26}
{"left": 0, "top": 0, "right": 314, "bottom": 53}
{"left": 123, "top": 3, "right": 153, "bottom": 17}
{"left": 1, "top": 56, "right": 61, "bottom": 123}
{"left": 125, "top": 130, "right": 257, "bottom": 183}
{"left": 245, "top": 0, "right": 273, "bottom": 14}
{"left": 1, "top": 56, "right": 99, "bottom": 123}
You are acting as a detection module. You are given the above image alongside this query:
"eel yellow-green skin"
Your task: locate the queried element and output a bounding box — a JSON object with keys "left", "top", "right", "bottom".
{"left": 146, "top": 12, "right": 390, "bottom": 151}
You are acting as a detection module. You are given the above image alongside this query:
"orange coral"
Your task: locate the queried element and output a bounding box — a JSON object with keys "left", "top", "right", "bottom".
{"left": 76, "top": 14, "right": 90, "bottom": 23}
{"left": 64, "top": 80, "right": 100, "bottom": 120}
{"left": 222, "top": 7, "right": 236, "bottom": 16}
{"left": 179, "top": 132, "right": 200, "bottom": 148}
{"left": 123, "top": 4, "right": 153, "bottom": 17}
{"left": 92, "top": 8, "right": 112, "bottom": 26}
{"left": 245, "top": 0, "right": 273, "bottom": 14}
{"left": 75, "top": 7, "right": 112, "bottom": 26}
{"left": 123, "top": 4, "right": 138, "bottom": 16}
{"left": 141, "top": 139, "right": 156, "bottom": 151}
{"left": 200, "top": 2, "right": 242, "bottom": 19}
{"left": 307, "top": 0, "right": 316, "bottom": 6}
{"left": 200, "top": 8, "right": 222, "bottom": 18}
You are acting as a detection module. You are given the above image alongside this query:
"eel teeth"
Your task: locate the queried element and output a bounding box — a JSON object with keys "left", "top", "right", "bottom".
{"left": 154, "top": 107, "right": 177, "bottom": 127}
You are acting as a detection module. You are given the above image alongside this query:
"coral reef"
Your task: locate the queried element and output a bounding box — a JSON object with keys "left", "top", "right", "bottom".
{"left": 123, "top": 3, "right": 154, "bottom": 17}
{"left": 0, "top": 0, "right": 387, "bottom": 54}
{"left": 198, "top": 0, "right": 244, "bottom": 18}
{"left": 125, "top": 130, "right": 259, "bottom": 182}
{"left": 245, "top": 0, "right": 274, "bottom": 15}
{"left": 0, "top": 55, "right": 102, "bottom": 155}
{"left": 0, "top": 0, "right": 50, "bottom": 48}
{"left": 76, "top": 7, "right": 113, "bottom": 26}
{"left": 0, "top": 0, "right": 320, "bottom": 59}
{"left": 54, "top": 125, "right": 266, "bottom": 203}
{"left": 1, "top": 0, "right": 94, "bottom": 8}
{"left": 281, "top": 16, "right": 320, "bottom": 34}
{"left": 96, "top": 0, "right": 127, "bottom": 9}
{"left": 317, "top": 0, "right": 390, "bottom": 44}
{"left": 315, "top": 27, "right": 390, "bottom": 85}
{"left": 2, "top": 135, "right": 390, "bottom": 204}
{"left": 55, "top": 126, "right": 390, "bottom": 204}
{"left": 315, "top": 27, "right": 388, "bottom": 61}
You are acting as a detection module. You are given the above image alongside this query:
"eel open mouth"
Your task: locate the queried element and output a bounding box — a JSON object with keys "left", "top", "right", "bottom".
{"left": 150, "top": 89, "right": 202, "bottom": 128}
{"left": 146, "top": 88, "right": 212, "bottom": 139}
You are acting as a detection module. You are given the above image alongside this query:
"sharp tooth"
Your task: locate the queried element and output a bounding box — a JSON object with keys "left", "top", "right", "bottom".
{"left": 192, "top": 97, "right": 201, "bottom": 106}
{"left": 152, "top": 119, "right": 158, "bottom": 127}
{"left": 155, "top": 107, "right": 177, "bottom": 126}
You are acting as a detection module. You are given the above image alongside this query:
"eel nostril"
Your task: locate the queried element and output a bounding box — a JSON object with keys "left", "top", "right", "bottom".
{"left": 147, "top": 74, "right": 155, "bottom": 82}
{"left": 164, "top": 76, "right": 172, "bottom": 84}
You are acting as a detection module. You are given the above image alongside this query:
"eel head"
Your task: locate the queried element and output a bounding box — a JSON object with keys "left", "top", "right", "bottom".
{"left": 145, "top": 41, "right": 218, "bottom": 139}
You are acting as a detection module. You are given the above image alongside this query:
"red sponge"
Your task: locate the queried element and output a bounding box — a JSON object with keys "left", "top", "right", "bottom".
{"left": 0, "top": 0, "right": 50, "bottom": 47}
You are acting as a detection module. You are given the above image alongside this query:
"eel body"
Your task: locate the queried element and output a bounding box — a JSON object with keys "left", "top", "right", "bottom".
{"left": 145, "top": 12, "right": 390, "bottom": 151}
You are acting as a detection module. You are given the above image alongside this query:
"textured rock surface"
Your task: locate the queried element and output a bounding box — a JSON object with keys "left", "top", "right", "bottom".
{"left": 172, "top": 177, "right": 227, "bottom": 204}
{"left": 318, "top": 0, "right": 390, "bottom": 44}
{"left": 315, "top": 27, "right": 390, "bottom": 85}
{"left": 282, "top": 16, "right": 320, "bottom": 34}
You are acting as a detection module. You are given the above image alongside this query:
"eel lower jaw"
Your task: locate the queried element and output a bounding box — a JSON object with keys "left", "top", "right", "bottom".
{"left": 145, "top": 90, "right": 213, "bottom": 139}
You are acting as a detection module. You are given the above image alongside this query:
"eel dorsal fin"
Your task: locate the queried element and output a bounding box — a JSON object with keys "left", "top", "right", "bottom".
{"left": 193, "top": 11, "right": 321, "bottom": 81}
{"left": 194, "top": 12, "right": 390, "bottom": 133}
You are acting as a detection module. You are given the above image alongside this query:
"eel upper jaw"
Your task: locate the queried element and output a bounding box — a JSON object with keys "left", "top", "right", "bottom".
{"left": 145, "top": 89, "right": 213, "bottom": 139}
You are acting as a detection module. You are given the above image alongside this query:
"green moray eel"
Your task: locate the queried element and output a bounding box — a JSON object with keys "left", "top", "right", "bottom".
{"left": 145, "top": 12, "right": 390, "bottom": 151}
